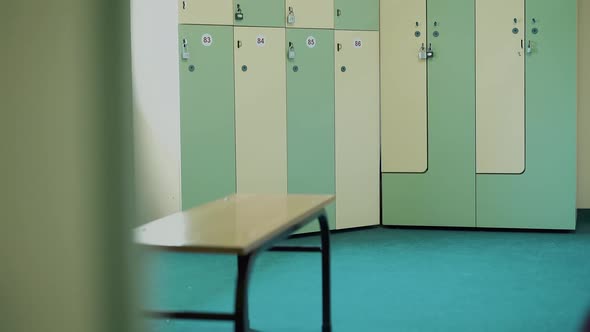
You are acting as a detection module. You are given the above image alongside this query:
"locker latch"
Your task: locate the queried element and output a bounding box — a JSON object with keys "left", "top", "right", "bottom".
{"left": 182, "top": 0, "right": 186, "bottom": 10}
{"left": 526, "top": 40, "right": 532, "bottom": 54}
{"left": 235, "top": 4, "right": 244, "bottom": 20}
{"left": 419, "top": 43, "right": 427, "bottom": 59}
{"left": 182, "top": 38, "right": 190, "bottom": 60}
{"left": 426, "top": 43, "right": 434, "bottom": 58}
{"left": 287, "top": 7, "right": 296, "bottom": 24}
{"left": 288, "top": 42, "right": 296, "bottom": 59}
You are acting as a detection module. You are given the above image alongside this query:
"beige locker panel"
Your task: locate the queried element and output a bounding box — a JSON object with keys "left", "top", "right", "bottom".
{"left": 178, "top": 0, "right": 233, "bottom": 25}
{"left": 234, "top": 27, "right": 287, "bottom": 193}
{"left": 380, "top": 0, "right": 427, "bottom": 173}
{"left": 285, "top": 0, "right": 334, "bottom": 29}
{"left": 335, "top": 31, "right": 380, "bottom": 229}
{"left": 476, "top": 0, "right": 525, "bottom": 174}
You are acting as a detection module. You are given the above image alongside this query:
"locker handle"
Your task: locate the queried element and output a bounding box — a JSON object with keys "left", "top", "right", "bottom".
{"left": 237, "top": 40, "right": 242, "bottom": 49}
{"left": 182, "top": 0, "right": 186, "bottom": 10}
{"left": 337, "top": 9, "right": 341, "bottom": 17}
{"left": 337, "top": 43, "right": 342, "bottom": 52}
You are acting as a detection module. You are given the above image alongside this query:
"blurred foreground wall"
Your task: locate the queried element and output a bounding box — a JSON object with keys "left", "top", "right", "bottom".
{"left": 0, "top": 1, "right": 136, "bottom": 332}
{"left": 131, "top": 0, "right": 182, "bottom": 223}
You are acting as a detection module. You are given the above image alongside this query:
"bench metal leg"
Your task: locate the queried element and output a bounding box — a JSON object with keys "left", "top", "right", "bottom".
{"left": 318, "top": 214, "right": 332, "bottom": 332}
{"left": 235, "top": 253, "right": 254, "bottom": 332}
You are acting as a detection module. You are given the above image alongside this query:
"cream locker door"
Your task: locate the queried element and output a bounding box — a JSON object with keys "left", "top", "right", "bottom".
{"left": 335, "top": 31, "right": 380, "bottom": 229}
{"left": 234, "top": 27, "right": 287, "bottom": 193}
{"left": 285, "top": 0, "right": 334, "bottom": 29}
{"left": 476, "top": 0, "right": 525, "bottom": 174}
{"left": 380, "top": 0, "right": 427, "bottom": 173}
{"left": 178, "top": 0, "right": 233, "bottom": 25}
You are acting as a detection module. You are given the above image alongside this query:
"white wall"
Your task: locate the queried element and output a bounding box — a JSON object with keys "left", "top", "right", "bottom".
{"left": 131, "top": 0, "right": 182, "bottom": 223}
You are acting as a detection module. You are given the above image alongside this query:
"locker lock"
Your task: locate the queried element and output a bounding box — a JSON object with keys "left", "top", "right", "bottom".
{"left": 288, "top": 42, "right": 296, "bottom": 59}
{"left": 287, "top": 7, "right": 296, "bottom": 24}
{"left": 235, "top": 4, "right": 244, "bottom": 20}
{"left": 426, "top": 43, "right": 434, "bottom": 58}
{"left": 182, "top": 38, "right": 190, "bottom": 60}
{"left": 526, "top": 40, "right": 533, "bottom": 54}
{"left": 419, "top": 43, "right": 427, "bottom": 60}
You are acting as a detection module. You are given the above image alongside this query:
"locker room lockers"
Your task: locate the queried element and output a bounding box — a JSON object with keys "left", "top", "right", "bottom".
{"left": 476, "top": 0, "right": 525, "bottom": 174}
{"left": 380, "top": 0, "right": 427, "bottom": 173}
{"left": 233, "top": 0, "right": 285, "bottom": 27}
{"left": 477, "top": 0, "right": 577, "bottom": 229}
{"left": 178, "top": 25, "right": 236, "bottom": 209}
{"left": 178, "top": 0, "right": 233, "bottom": 25}
{"left": 381, "top": 0, "right": 476, "bottom": 227}
{"left": 285, "top": 0, "right": 334, "bottom": 29}
{"left": 334, "top": 0, "right": 379, "bottom": 31}
{"left": 286, "top": 29, "right": 336, "bottom": 231}
{"left": 335, "top": 30, "right": 380, "bottom": 229}
{"left": 234, "top": 27, "right": 287, "bottom": 194}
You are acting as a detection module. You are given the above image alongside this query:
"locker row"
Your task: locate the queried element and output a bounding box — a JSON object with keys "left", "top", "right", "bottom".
{"left": 380, "top": 0, "right": 576, "bottom": 229}
{"left": 177, "top": 0, "right": 379, "bottom": 31}
{"left": 179, "top": 25, "right": 380, "bottom": 230}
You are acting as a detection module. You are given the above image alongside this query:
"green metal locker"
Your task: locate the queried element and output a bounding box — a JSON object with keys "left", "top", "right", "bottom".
{"left": 382, "top": 0, "right": 476, "bottom": 227}
{"left": 286, "top": 29, "right": 336, "bottom": 231}
{"left": 334, "top": 0, "right": 379, "bottom": 31}
{"left": 476, "top": 0, "right": 577, "bottom": 229}
{"left": 178, "top": 25, "right": 236, "bottom": 209}
{"left": 233, "top": 0, "right": 285, "bottom": 27}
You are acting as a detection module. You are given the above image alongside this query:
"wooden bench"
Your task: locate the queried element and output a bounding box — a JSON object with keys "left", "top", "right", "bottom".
{"left": 135, "top": 194, "right": 335, "bottom": 332}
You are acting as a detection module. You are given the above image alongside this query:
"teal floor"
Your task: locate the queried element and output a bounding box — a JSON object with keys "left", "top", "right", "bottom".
{"left": 143, "top": 211, "right": 590, "bottom": 332}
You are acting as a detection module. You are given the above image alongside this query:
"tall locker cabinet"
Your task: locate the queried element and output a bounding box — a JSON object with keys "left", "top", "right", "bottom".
{"left": 476, "top": 0, "right": 577, "bottom": 229}
{"left": 335, "top": 31, "right": 380, "bottom": 229}
{"left": 287, "top": 29, "right": 336, "bottom": 231}
{"left": 179, "top": 25, "right": 236, "bottom": 208}
{"left": 381, "top": 0, "right": 476, "bottom": 227}
{"left": 234, "top": 27, "right": 287, "bottom": 194}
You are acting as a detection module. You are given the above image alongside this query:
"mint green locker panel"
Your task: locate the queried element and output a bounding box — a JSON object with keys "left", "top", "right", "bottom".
{"left": 233, "top": 0, "right": 285, "bottom": 27}
{"left": 286, "top": 29, "right": 336, "bottom": 232}
{"left": 477, "top": 0, "right": 577, "bottom": 230}
{"left": 334, "top": 0, "right": 379, "bottom": 31}
{"left": 178, "top": 25, "right": 236, "bottom": 209}
{"left": 382, "top": 0, "right": 476, "bottom": 227}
